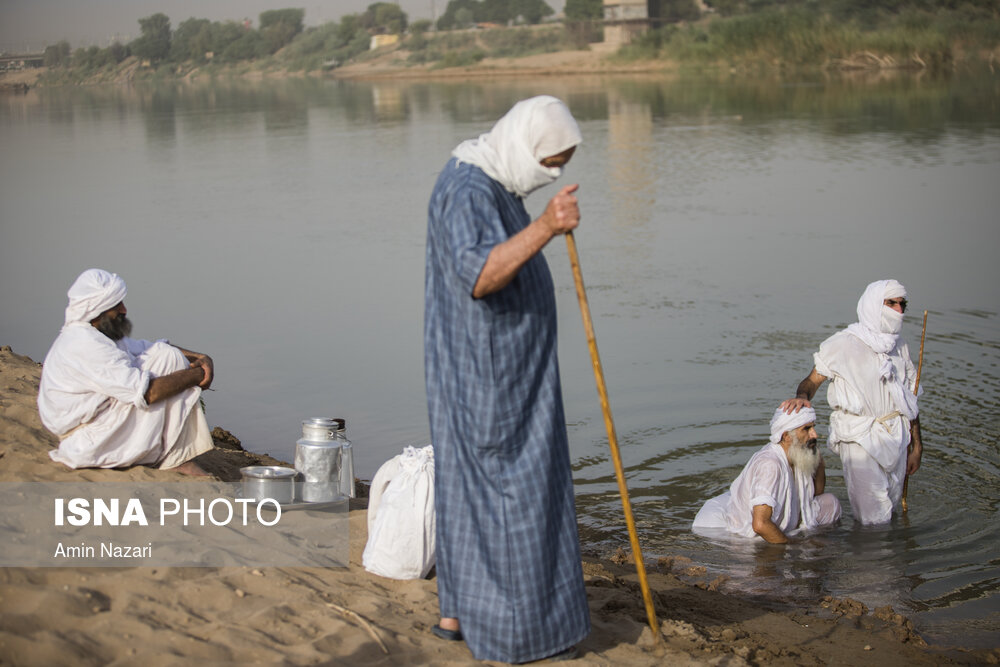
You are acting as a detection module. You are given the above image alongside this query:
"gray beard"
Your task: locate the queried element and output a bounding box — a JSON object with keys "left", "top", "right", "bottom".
{"left": 94, "top": 313, "right": 132, "bottom": 341}
{"left": 787, "top": 436, "right": 821, "bottom": 476}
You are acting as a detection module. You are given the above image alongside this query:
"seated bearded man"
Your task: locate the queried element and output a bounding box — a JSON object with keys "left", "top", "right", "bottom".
{"left": 38, "top": 268, "right": 215, "bottom": 475}
{"left": 692, "top": 407, "right": 842, "bottom": 543}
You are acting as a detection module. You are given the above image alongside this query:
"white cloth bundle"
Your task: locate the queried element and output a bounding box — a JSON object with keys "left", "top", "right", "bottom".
{"left": 363, "top": 445, "right": 436, "bottom": 580}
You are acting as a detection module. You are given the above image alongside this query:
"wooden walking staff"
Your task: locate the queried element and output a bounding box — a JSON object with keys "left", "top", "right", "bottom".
{"left": 564, "top": 231, "right": 662, "bottom": 645}
{"left": 901, "top": 309, "right": 928, "bottom": 512}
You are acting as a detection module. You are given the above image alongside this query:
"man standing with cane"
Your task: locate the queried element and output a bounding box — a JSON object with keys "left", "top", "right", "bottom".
{"left": 424, "top": 96, "right": 589, "bottom": 663}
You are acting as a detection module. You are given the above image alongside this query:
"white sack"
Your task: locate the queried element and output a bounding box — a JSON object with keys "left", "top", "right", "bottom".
{"left": 363, "top": 445, "right": 435, "bottom": 580}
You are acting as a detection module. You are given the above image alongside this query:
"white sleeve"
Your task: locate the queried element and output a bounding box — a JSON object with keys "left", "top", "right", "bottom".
{"left": 77, "top": 336, "right": 150, "bottom": 408}
{"left": 747, "top": 458, "right": 782, "bottom": 513}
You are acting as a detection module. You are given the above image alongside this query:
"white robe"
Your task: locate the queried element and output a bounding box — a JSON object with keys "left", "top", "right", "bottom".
{"left": 38, "top": 323, "right": 211, "bottom": 469}
{"left": 693, "top": 443, "right": 841, "bottom": 538}
{"left": 815, "top": 330, "right": 919, "bottom": 524}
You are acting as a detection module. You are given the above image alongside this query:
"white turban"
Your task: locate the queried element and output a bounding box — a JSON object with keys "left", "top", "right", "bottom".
{"left": 848, "top": 279, "right": 907, "bottom": 354}
{"left": 452, "top": 95, "right": 582, "bottom": 198}
{"left": 64, "top": 268, "right": 127, "bottom": 325}
{"left": 769, "top": 406, "right": 816, "bottom": 444}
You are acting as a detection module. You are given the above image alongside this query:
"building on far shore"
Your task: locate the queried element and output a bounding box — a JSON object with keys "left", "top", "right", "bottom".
{"left": 602, "top": 0, "right": 708, "bottom": 46}
{"left": 0, "top": 52, "right": 44, "bottom": 71}
{"left": 603, "top": 0, "right": 656, "bottom": 46}
{"left": 370, "top": 34, "right": 401, "bottom": 51}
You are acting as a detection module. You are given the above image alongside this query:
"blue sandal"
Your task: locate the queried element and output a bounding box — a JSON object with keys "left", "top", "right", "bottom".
{"left": 431, "top": 624, "right": 463, "bottom": 642}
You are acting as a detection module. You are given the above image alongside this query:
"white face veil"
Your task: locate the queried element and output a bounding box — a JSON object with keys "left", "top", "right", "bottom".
{"left": 452, "top": 95, "right": 582, "bottom": 198}
{"left": 64, "top": 268, "right": 127, "bottom": 325}
{"left": 849, "top": 279, "right": 907, "bottom": 354}
{"left": 844, "top": 278, "right": 919, "bottom": 422}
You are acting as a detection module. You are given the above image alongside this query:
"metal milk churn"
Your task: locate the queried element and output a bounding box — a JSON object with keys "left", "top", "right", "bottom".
{"left": 334, "top": 418, "right": 356, "bottom": 499}
{"left": 295, "top": 418, "right": 344, "bottom": 502}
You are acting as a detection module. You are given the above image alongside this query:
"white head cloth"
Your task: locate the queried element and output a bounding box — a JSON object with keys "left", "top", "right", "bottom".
{"left": 769, "top": 405, "right": 823, "bottom": 529}
{"left": 64, "top": 268, "right": 127, "bottom": 325}
{"left": 847, "top": 279, "right": 906, "bottom": 355}
{"left": 845, "top": 278, "right": 918, "bottom": 421}
{"left": 452, "top": 95, "right": 582, "bottom": 198}
{"left": 769, "top": 406, "right": 816, "bottom": 445}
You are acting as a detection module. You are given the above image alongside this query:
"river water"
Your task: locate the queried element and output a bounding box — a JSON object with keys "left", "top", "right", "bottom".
{"left": 1, "top": 70, "right": 998, "bottom": 648}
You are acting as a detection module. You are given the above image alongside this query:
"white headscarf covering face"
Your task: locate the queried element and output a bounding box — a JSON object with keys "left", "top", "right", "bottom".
{"left": 64, "top": 268, "right": 127, "bottom": 325}
{"left": 848, "top": 279, "right": 906, "bottom": 354}
{"left": 880, "top": 280, "right": 906, "bottom": 334}
{"left": 452, "top": 95, "right": 582, "bottom": 198}
{"left": 769, "top": 406, "right": 817, "bottom": 445}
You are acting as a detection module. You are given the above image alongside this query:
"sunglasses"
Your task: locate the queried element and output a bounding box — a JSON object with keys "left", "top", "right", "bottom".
{"left": 884, "top": 298, "right": 908, "bottom": 312}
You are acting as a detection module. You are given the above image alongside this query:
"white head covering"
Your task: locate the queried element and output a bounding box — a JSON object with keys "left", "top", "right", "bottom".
{"left": 452, "top": 95, "right": 582, "bottom": 198}
{"left": 64, "top": 268, "right": 127, "bottom": 325}
{"left": 769, "top": 406, "right": 823, "bottom": 531}
{"left": 846, "top": 279, "right": 906, "bottom": 354}
{"left": 844, "top": 279, "right": 919, "bottom": 421}
{"left": 769, "top": 406, "right": 816, "bottom": 445}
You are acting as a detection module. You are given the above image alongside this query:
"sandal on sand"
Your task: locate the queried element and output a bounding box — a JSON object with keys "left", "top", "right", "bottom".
{"left": 431, "top": 624, "right": 463, "bottom": 642}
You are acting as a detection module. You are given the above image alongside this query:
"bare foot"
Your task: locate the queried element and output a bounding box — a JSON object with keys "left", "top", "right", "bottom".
{"left": 167, "top": 460, "right": 211, "bottom": 477}
{"left": 439, "top": 617, "right": 460, "bottom": 632}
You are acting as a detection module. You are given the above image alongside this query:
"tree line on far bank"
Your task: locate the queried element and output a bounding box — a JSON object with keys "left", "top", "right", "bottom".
{"left": 41, "top": 1, "right": 562, "bottom": 74}
{"left": 40, "top": 0, "right": 1000, "bottom": 78}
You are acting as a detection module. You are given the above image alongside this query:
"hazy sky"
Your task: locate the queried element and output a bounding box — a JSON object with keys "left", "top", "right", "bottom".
{"left": 1, "top": 0, "right": 566, "bottom": 51}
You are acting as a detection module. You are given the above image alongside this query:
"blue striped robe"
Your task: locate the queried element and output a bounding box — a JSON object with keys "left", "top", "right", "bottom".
{"left": 424, "top": 158, "right": 591, "bottom": 662}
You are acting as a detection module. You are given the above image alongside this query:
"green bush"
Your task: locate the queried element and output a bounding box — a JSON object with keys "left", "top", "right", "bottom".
{"left": 432, "top": 49, "right": 487, "bottom": 68}
{"left": 478, "top": 27, "right": 568, "bottom": 56}
{"left": 411, "top": 19, "right": 433, "bottom": 35}
{"left": 221, "top": 31, "right": 267, "bottom": 61}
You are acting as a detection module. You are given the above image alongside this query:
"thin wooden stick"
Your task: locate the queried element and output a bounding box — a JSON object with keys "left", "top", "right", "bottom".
{"left": 565, "top": 231, "right": 662, "bottom": 645}
{"left": 325, "top": 602, "right": 390, "bottom": 654}
{"left": 901, "top": 309, "right": 928, "bottom": 512}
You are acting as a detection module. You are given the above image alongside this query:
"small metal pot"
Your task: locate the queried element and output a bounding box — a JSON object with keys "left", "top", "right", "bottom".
{"left": 240, "top": 466, "right": 297, "bottom": 504}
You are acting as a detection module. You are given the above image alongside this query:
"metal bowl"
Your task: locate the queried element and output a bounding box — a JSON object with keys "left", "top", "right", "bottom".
{"left": 240, "top": 466, "right": 297, "bottom": 504}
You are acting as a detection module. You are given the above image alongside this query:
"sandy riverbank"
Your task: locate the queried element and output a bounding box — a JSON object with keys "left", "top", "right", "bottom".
{"left": 0, "top": 45, "right": 672, "bottom": 90}
{"left": 0, "top": 344, "right": 993, "bottom": 665}
{"left": 327, "top": 43, "right": 674, "bottom": 81}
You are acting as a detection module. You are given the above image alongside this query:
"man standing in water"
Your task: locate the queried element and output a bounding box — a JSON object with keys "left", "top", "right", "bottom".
{"left": 692, "top": 406, "right": 841, "bottom": 543}
{"left": 781, "top": 279, "right": 923, "bottom": 525}
{"left": 423, "top": 96, "right": 589, "bottom": 662}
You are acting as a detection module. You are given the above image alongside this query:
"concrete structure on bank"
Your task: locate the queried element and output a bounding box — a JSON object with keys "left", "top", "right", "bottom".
{"left": 602, "top": 0, "right": 708, "bottom": 46}
{"left": 603, "top": 0, "right": 657, "bottom": 46}
{"left": 370, "top": 34, "right": 401, "bottom": 51}
{"left": 0, "top": 52, "right": 44, "bottom": 71}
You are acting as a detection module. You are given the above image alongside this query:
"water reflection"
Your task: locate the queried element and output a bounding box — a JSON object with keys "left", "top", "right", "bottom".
{"left": 5, "top": 68, "right": 996, "bottom": 139}
{"left": 607, "top": 94, "right": 655, "bottom": 230}
{"left": 371, "top": 84, "right": 408, "bottom": 122}
{"left": 142, "top": 88, "right": 177, "bottom": 145}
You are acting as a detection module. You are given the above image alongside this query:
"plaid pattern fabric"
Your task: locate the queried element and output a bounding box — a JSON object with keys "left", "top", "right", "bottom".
{"left": 424, "top": 159, "right": 590, "bottom": 662}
